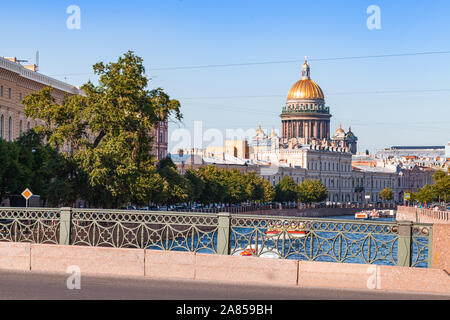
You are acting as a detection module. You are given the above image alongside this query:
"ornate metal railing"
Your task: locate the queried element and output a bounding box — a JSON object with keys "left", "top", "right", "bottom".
{"left": 0, "top": 208, "right": 60, "bottom": 244}
{"left": 0, "top": 207, "right": 433, "bottom": 268}
{"left": 70, "top": 208, "right": 218, "bottom": 253}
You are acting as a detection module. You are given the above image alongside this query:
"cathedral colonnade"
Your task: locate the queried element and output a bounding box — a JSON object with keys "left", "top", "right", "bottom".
{"left": 282, "top": 119, "right": 330, "bottom": 140}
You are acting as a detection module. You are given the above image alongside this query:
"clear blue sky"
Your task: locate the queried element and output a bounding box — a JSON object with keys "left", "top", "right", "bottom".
{"left": 1, "top": 0, "right": 449, "bottom": 153}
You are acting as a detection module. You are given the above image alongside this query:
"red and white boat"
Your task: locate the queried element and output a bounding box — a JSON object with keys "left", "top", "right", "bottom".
{"left": 265, "top": 222, "right": 309, "bottom": 239}
{"left": 355, "top": 211, "right": 369, "bottom": 219}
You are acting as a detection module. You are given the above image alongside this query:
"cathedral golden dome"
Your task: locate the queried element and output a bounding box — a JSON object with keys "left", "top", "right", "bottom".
{"left": 287, "top": 79, "right": 324, "bottom": 100}
{"left": 287, "top": 59, "right": 324, "bottom": 101}
{"left": 336, "top": 123, "right": 345, "bottom": 134}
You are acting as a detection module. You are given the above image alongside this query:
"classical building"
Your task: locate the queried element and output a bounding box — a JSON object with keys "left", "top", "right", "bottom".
{"left": 0, "top": 55, "right": 168, "bottom": 161}
{"left": 0, "top": 56, "right": 82, "bottom": 142}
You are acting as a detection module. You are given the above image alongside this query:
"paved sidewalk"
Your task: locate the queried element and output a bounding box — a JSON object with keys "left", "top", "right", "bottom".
{"left": 0, "top": 270, "right": 448, "bottom": 300}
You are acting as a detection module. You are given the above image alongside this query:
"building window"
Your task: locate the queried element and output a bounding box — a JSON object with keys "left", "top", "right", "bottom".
{"left": 8, "top": 116, "right": 12, "bottom": 141}
{"left": 0, "top": 86, "right": 3, "bottom": 97}
{"left": 19, "top": 120, "right": 23, "bottom": 136}
{"left": 8, "top": 88, "right": 12, "bottom": 99}
{"left": 27, "top": 121, "right": 30, "bottom": 131}
{"left": 0, "top": 115, "right": 4, "bottom": 138}
{"left": 19, "top": 93, "right": 23, "bottom": 103}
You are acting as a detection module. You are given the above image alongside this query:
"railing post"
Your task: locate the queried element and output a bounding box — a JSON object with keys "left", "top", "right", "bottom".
{"left": 397, "top": 220, "right": 413, "bottom": 267}
{"left": 59, "top": 207, "right": 73, "bottom": 245}
{"left": 217, "top": 212, "right": 231, "bottom": 255}
{"left": 427, "top": 226, "right": 433, "bottom": 268}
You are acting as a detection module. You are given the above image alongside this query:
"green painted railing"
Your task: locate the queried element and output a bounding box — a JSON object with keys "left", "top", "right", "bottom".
{"left": 0, "top": 207, "right": 433, "bottom": 268}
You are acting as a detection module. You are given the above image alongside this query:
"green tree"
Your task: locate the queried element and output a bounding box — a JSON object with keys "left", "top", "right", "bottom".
{"left": 156, "top": 157, "right": 188, "bottom": 205}
{"left": 380, "top": 188, "right": 394, "bottom": 202}
{"left": 261, "top": 178, "right": 275, "bottom": 203}
{"left": 185, "top": 169, "right": 206, "bottom": 204}
{"left": 298, "top": 179, "right": 328, "bottom": 204}
{"left": 432, "top": 170, "right": 449, "bottom": 203}
{"left": 23, "top": 51, "right": 182, "bottom": 208}
{"left": 414, "top": 184, "right": 437, "bottom": 204}
{"left": 195, "top": 166, "right": 228, "bottom": 205}
{"left": 0, "top": 139, "right": 21, "bottom": 201}
{"left": 244, "top": 172, "right": 266, "bottom": 203}
{"left": 274, "top": 176, "right": 299, "bottom": 203}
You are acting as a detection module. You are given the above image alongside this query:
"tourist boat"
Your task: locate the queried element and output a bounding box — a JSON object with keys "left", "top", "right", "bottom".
{"left": 369, "top": 210, "right": 380, "bottom": 219}
{"left": 265, "top": 221, "right": 309, "bottom": 239}
{"left": 355, "top": 211, "right": 369, "bottom": 219}
{"left": 234, "top": 245, "right": 280, "bottom": 259}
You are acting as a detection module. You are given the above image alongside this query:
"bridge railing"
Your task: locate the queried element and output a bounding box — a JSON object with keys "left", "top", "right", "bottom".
{"left": 0, "top": 207, "right": 432, "bottom": 268}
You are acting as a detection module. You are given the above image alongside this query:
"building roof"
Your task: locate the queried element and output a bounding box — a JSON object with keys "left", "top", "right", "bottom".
{"left": 352, "top": 165, "right": 396, "bottom": 174}
{"left": 0, "top": 56, "right": 83, "bottom": 95}
{"left": 388, "top": 146, "right": 445, "bottom": 150}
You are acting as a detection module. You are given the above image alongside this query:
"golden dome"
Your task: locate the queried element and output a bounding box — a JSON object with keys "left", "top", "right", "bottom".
{"left": 336, "top": 123, "right": 345, "bottom": 134}
{"left": 287, "top": 79, "right": 324, "bottom": 100}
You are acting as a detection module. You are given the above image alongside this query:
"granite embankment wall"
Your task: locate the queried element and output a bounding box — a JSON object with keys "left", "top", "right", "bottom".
{"left": 396, "top": 206, "right": 449, "bottom": 224}
{"left": 1, "top": 243, "right": 448, "bottom": 295}
{"left": 396, "top": 206, "right": 450, "bottom": 272}
{"left": 240, "top": 207, "right": 367, "bottom": 217}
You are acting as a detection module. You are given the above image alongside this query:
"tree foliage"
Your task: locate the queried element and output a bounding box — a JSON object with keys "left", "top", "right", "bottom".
{"left": 298, "top": 179, "right": 328, "bottom": 204}
{"left": 380, "top": 188, "right": 394, "bottom": 201}
{"left": 23, "top": 51, "right": 182, "bottom": 207}
{"left": 274, "top": 176, "right": 299, "bottom": 203}
{"left": 183, "top": 166, "right": 274, "bottom": 205}
{"left": 413, "top": 170, "right": 449, "bottom": 204}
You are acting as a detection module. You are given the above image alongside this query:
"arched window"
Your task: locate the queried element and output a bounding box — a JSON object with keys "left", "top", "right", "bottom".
{"left": 19, "top": 120, "right": 23, "bottom": 136}
{"left": 27, "top": 121, "right": 30, "bottom": 131}
{"left": 8, "top": 116, "right": 12, "bottom": 141}
{"left": 0, "top": 115, "right": 4, "bottom": 139}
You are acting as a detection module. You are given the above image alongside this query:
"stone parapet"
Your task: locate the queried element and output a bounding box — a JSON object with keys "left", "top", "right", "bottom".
{"left": 0, "top": 243, "right": 448, "bottom": 295}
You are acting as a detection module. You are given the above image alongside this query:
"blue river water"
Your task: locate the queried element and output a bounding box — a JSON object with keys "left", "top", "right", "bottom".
{"left": 147, "top": 215, "right": 430, "bottom": 268}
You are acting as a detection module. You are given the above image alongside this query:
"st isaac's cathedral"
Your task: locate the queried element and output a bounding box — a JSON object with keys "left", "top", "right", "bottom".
{"left": 250, "top": 59, "right": 358, "bottom": 167}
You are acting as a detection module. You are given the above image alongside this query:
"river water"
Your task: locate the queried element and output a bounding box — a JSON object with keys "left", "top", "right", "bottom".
{"left": 147, "top": 214, "right": 430, "bottom": 268}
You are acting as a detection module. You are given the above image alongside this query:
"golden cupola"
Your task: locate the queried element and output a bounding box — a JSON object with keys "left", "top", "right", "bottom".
{"left": 281, "top": 57, "right": 332, "bottom": 142}
{"left": 287, "top": 59, "right": 324, "bottom": 101}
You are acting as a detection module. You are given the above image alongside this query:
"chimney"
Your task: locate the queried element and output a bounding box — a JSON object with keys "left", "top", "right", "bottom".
{"left": 24, "top": 64, "right": 38, "bottom": 72}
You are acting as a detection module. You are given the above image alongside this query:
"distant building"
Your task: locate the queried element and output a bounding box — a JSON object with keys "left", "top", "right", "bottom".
{"left": 377, "top": 146, "right": 445, "bottom": 159}
{"left": 0, "top": 56, "right": 82, "bottom": 142}
{"left": 376, "top": 145, "right": 448, "bottom": 171}
{"left": 446, "top": 142, "right": 450, "bottom": 160}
